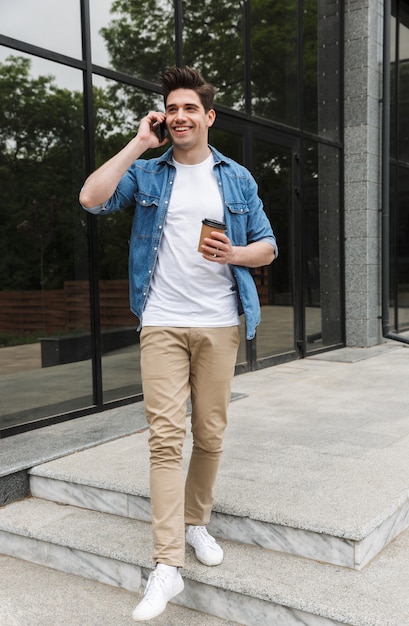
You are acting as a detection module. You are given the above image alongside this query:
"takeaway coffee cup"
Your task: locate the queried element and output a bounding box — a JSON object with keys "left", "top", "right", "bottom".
{"left": 198, "top": 218, "right": 226, "bottom": 253}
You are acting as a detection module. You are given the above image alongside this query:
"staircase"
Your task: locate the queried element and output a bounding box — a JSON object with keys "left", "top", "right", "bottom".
{"left": 1, "top": 349, "right": 409, "bottom": 625}
{"left": 1, "top": 426, "right": 409, "bottom": 625}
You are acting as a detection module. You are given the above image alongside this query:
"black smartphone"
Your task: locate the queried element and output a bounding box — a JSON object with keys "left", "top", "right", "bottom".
{"left": 153, "top": 120, "right": 167, "bottom": 142}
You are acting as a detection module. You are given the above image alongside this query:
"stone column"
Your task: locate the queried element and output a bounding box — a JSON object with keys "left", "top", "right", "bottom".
{"left": 343, "top": 0, "right": 383, "bottom": 346}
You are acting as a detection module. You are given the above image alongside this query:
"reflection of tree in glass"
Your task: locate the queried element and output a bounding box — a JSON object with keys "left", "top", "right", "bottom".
{"left": 17, "top": 197, "right": 59, "bottom": 291}
{"left": 100, "top": 0, "right": 247, "bottom": 111}
{"left": 0, "top": 55, "right": 139, "bottom": 293}
{"left": 0, "top": 56, "right": 86, "bottom": 291}
{"left": 99, "top": 0, "right": 304, "bottom": 125}
{"left": 250, "top": 0, "right": 298, "bottom": 123}
{"left": 99, "top": 0, "right": 175, "bottom": 121}
{"left": 181, "top": 0, "right": 246, "bottom": 109}
{"left": 101, "top": 0, "right": 176, "bottom": 83}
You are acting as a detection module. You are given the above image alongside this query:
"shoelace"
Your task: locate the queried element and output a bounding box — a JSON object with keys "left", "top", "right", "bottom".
{"left": 143, "top": 570, "right": 167, "bottom": 601}
{"left": 190, "top": 526, "right": 216, "bottom": 548}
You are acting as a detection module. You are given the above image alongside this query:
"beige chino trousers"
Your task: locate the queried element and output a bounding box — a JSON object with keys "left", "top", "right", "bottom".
{"left": 140, "top": 326, "right": 240, "bottom": 567}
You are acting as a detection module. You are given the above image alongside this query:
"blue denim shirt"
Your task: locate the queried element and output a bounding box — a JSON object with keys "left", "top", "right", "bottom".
{"left": 83, "top": 145, "right": 277, "bottom": 339}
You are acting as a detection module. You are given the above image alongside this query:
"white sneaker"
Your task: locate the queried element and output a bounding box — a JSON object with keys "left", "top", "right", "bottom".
{"left": 186, "top": 525, "right": 224, "bottom": 566}
{"left": 132, "top": 564, "right": 184, "bottom": 621}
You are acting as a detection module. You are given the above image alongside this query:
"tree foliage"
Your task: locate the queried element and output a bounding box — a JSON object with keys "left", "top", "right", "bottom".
{"left": 0, "top": 57, "right": 135, "bottom": 290}
{"left": 101, "top": 0, "right": 175, "bottom": 83}
{"left": 0, "top": 56, "right": 86, "bottom": 290}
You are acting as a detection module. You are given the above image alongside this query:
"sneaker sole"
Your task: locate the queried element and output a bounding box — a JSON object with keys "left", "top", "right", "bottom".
{"left": 186, "top": 543, "right": 224, "bottom": 566}
{"left": 195, "top": 553, "right": 224, "bottom": 566}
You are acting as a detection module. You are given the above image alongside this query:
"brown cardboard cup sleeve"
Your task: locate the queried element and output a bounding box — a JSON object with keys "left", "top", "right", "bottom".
{"left": 198, "top": 218, "right": 226, "bottom": 253}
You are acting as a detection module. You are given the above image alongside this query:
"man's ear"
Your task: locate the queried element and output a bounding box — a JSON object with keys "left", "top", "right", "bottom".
{"left": 207, "top": 108, "right": 216, "bottom": 128}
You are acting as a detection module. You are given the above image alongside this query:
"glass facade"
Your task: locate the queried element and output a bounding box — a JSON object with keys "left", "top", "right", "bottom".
{"left": 0, "top": 0, "right": 344, "bottom": 437}
{"left": 390, "top": 0, "right": 409, "bottom": 331}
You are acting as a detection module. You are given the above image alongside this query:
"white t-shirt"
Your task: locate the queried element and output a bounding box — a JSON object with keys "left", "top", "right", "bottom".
{"left": 142, "top": 154, "right": 240, "bottom": 328}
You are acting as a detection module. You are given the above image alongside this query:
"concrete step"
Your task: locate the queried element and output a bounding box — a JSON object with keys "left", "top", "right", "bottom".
{"left": 28, "top": 430, "right": 409, "bottom": 571}
{"left": 1, "top": 497, "right": 409, "bottom": 625}
{"left": 0, "top": 554, "right": 240, "bottom": 626}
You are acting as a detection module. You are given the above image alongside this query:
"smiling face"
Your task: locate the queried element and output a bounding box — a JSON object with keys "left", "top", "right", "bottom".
{"left": 165, "top": 88, "right": 216, "bottom": 163}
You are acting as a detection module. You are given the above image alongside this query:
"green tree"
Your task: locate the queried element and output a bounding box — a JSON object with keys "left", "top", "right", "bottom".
{"left": 250, "top": 0, "right": 298, "bottom": 123}
{"left": 181, "top": 0, "right": 246, "bottom": 109}
{"left": 0, "top": 56, "right": 135, "bottom": 291}
{"left": 98, "top": 0, "right": 175, "bottom": 123}
{"left": 100, "top": 0, "right": 302, "bottom": 124}
{"left": 101, "top": 0, "right": 176, "bottom": 84}
{"left": 0, "top": 56, "right": 85, "bottom": 290}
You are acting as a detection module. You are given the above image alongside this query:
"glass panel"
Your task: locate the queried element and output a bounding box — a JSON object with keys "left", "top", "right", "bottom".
{"left": 303, "top": 0, "right": 341, "bottom": 141}
{"left": 90, "top": 0, "right": 176, "bottom": 81}
{"left": 182, "top": 0, "right": 246, "bottom": 111}
{"left": 397, "top": 166, "right": 409, "bottom": 330}
{"left": 398, "top": 2, "right": 409, "bottom": 163}
{"left": 304, "top": 141, "right": 343, "bottom": 351}
{"left": 390, "top": 0, "right": 397, "bottom": 160}
{"left": 0, "top": 0, "right": 82, "bottom": 58}
{"left": 92, "top": 74, "right": 164, "bottom": 169}
{"left": 209, "top": 127, "right": 244, "bottom": 167}
{"left": 0, "top": 51, "right": 91, "bottom": 432}
{"left": 92, "top": 75, "right": 162, "bottom": 403}
{"left": 253, "top": 140, "right": 295, "bottom": 358}
{"left": 389, "top": 164, "right": 398, "bottom": 328}
{"left": 250, "top": 0, "right": 297, "bottom": 125}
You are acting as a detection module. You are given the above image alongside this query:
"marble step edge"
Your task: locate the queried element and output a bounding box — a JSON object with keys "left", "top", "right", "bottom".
{"left": 0, "top": 496, "right": 389, "bottom": 626}
{"left": 29, "top": 472, "right": 409, "bottom": 571}
{"left": 1, "top": 555, "right": 243, "bottom": 626}
{"left": 0, "top": 498, "right": 349, "bottom": 626}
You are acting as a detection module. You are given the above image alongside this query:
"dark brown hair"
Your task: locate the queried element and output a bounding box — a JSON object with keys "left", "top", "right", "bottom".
{"left": 160, "top": 66, "right": 216, "bottom": 112}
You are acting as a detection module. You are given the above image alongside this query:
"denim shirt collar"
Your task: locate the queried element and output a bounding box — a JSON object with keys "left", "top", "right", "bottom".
{"left": 157, "top": 145, "right": 228, "bottom": 168}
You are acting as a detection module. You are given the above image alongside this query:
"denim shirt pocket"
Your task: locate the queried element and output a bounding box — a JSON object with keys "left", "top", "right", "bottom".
{"left": 226, "top": 202, "right": 249, "bottom": 246}
{"left": 132, "top": 192, "right": 160, "bottom": 239}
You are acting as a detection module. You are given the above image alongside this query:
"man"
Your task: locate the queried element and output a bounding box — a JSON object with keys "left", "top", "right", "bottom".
{"left": 80, "top": 66, "right": 277, "bottom": 622}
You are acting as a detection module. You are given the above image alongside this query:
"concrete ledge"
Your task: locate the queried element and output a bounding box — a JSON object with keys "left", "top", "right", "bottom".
{"left": 0, "top": 403, "right": 147, "bottom": 482}
{"left": 40, "top": 327, "right": 139, "bottom": 367}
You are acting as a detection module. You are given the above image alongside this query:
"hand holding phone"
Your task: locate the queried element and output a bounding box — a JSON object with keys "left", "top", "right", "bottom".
{"left": 152, "top": 119, "right": 167, "bottom": 142}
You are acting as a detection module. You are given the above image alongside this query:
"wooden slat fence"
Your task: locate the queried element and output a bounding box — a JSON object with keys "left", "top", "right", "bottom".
{"left": 0, "top": 280, "right": 135, "bottom": 336}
